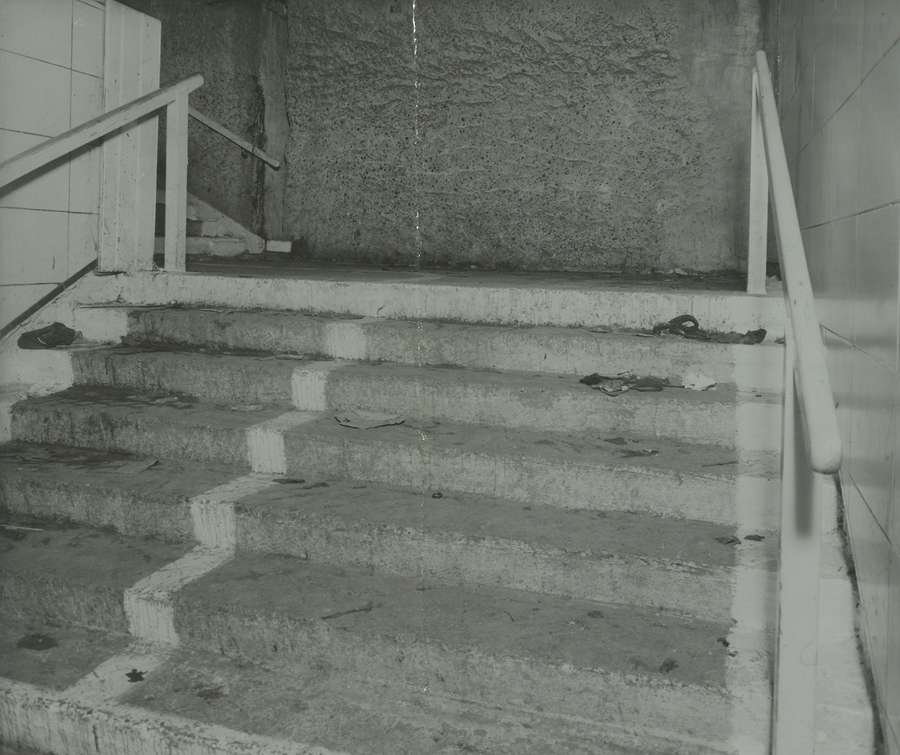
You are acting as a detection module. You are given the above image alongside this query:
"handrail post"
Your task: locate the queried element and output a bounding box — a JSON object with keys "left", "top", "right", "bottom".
{"left": 747, "top": 69, "right": 768, "bottom": 295}
{"left": 164, "top": 92, "right": 189, "bottom": 272}
{"left": 773, "top": 332, "right": 822, "bottom": 754}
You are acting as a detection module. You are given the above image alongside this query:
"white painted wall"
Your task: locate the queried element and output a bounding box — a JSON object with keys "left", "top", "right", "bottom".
{"left": 0, "top": 0, "right": 106, "bottom": 329}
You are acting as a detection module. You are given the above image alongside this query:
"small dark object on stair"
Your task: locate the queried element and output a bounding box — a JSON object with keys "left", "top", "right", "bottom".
{"left": 17, "top": 322, "right": 77, "bottom": 349}
{"left": 658, "top": 658, "right": 679, "bottom": 673}
{"left": 744, "top": 534, "right": 766, "bottom": 542}
{"left": 432, "top": 491, "right": 444, "bottom": 499}
{"left": 717, "top": 637, "right": 730, "bottom": 648}
{"left": 580, "top": 372, "right": 669, "bottom": 396}
{"left": 715, "top": 535, "right": 741, "bottom": 546}
{"left": 274, "top": 477, "right": 306, "bottom": 485}
{"left": 126, "top": 668, "right": 145, "bottom": 682}
{"left": 16, "top": 633, "right": 57, "bottom": 651}
{"left": 651, "top": 314, "right": 767, "bottom": 345}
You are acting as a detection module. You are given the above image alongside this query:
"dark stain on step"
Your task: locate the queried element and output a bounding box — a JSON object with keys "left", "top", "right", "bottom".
{"left": 715, "top": 535, "right": 741, "bottom": 546}
{"left": 658, "top": 658, "right": 679, "bottom": 673}
{"left": 744, "top": 534, "right": 765, "bottom": 542}
{"left": 196, "top": 685, "right": 225, "bottom": 701}
{"left": 126, "top": 668, "right": 145, "bottom": 682}
{"left": 16, "top": 633, "right": 58, "bottom": 651}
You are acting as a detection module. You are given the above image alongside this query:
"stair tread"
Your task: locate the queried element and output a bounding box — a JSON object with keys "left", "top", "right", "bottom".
{"left": 13, "top": 385, "right": 778, "bottom": 479}
{"left": 121, "top": 643, "right": 687, "bottom": 755}
{"left": 0, "top": 616, "right": 129, "bottom": 691}
{"left": 237, "top": 479, "right": 770, "bottom": 569}
{"left": 176, "top": 552, "right": 733, "bottom": 689}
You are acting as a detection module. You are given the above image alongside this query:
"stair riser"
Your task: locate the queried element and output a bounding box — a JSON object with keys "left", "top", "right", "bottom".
{"left": 0, "top": 476, "right": 193, "bottom": 543}
{"left": 284, "top": 433, "right": 776, "bottom": 526}
{"left": 10, "top": 404, "right": 252, "bottom": 470}
{"left": 236, "top": 512, "right": 734, "bottom": 620}
{"left": 70, "top": 350, "right": 781, "bottom": 450}
{"left": 173, "top": 605, "right": 731, "bottom": 748}
{"left": 124, "top": 308, "right": 784, "bottom": 393}
{"left": 71, "top": 350, "right": 297, "bottom": 408}
{"left": 110, "top": 271, "right": 786, "bottom": 333}
{"left": 0, "top": 574, "right": 128, "bottom": 633}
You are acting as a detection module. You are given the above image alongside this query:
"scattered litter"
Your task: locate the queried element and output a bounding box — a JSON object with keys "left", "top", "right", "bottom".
{"left": 681, "top": 372, "right": 717, "bottom": 391}
{"left": 16, "top": 633, "right": 57, "bottom": 651}
{"left": 775, "top": 336, "right": 785, "bottom": 345}
{"left": 126, "top": 669, "right": 145, "bottom": 682}
{"left": 653, "top": 314, "right": 703, "bottom": 339}
{"left": 743, "top": 534, "right": 766, "bottom": 542}
{"left": 431, "top": 491, "right": 444, "bottom": 499}
{"left": 580, "top": 371, "right": 669, "bottom": 396}
{"left": 650, "top": 314, "right": 767, "bottom": 345}
{"left": 717, "top": 637, "right": 730, "bottom": 648}
{"left": 274, "top": 477, "right": 306, "bottom": 485}
{"left": 2, "top": 524, "right": 45, "bottom": 532}
{"left": 320, "top": 601, "right": 374, "bottom": 621}
{"left": 658, "top": 658, "right": 679, "bottom": 674}
{"left": 619, "top": 447, "right": 659, "bottom": 458}
{"left": 335, "top": 410, "right": 405, "bottom": 430}
{"left": 701, "top": 460, "right": 737, "bottom": 467}
{"left": 18, "top": 322, "right": 78, "bottom": 349}
{"left": 715, "top": 535, "right": 741, "bottom": 546}
{"left": 229, "top": 403, "right": 264, "bottom": 412}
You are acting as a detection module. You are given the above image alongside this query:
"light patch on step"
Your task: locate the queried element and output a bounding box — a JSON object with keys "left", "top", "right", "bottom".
{"left": 124, "top": 546, "right": 233, "bottom": 644}
{"left": 734, "top": 473, "right": 780, "bottom": 531}
{"left": 0, "top": 676, "right": 347, "bottom": 755}
{"left": 736, "top": 401, "right": 781, "bottom": 452}
{"left": 291, "top": 361, "right": 347, "bottom": 410}
{"left": 190, "top": 474, "right": 277, "bottom": 549}
{"left": 74, "top": 304, "right": 130, "bottom": 343}
{"left": 246, "top": 410, "right": 319, "bottom": 474}
{"left": 61, "top": 643, "right": 172, "bottom": 706}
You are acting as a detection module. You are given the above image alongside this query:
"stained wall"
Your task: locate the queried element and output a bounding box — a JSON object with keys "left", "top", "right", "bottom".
{"left": 285, "top": 0, "right": 762, "bottom": 271}
{"left": 775, "top": 1, "right": 900, "bottom": 750}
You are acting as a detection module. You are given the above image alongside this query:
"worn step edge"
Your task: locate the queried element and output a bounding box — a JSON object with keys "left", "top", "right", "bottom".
{"left": 0, "top": 677, "right": 335, "bottom": 755}
{"left": 70, "top": 349, "right": 781, "bottom": 450}
{"left": 10, "top": 393, "right": 779, "bottom": 527}
{"left": 87, "top": 270, "right": 788, "bottom": 333}
{"left": 123, "top": 643, "right": 733, "bottom": 755}
{"left": 120, "top": 306, "right": 785, "bottom": 393}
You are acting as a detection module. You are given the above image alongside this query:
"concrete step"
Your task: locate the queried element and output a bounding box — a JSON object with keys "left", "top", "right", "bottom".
{"left": 171, "top": 552, "right": 743, "bottom": 751}
{"left": 120, "top": 643, "right": 711, "bottom": 755}
{"left": 86, "top": 266, "right": 787, "bottom": 333}
{"left": 9, "top": 390, "right": 780, "bottom": 527}
{"left": 0, "top": 442, "right": 234, "bottom": 542}
{"left": 69, "top": 348, "right": 781, "bottom": 449}
{"left": 0, "top": 512, "right": 189, "bottom": 633}
{"left": 121, "top": 306, "right": 785, "bottom": 393}
{"left": 0, "top": 444, "right": 774, "bottom": 620}
{"left": 234, "top": 479, "right": 775, "bottom": 620}
{"left": 154, "top": 236, "right": 253, "bottom": 258}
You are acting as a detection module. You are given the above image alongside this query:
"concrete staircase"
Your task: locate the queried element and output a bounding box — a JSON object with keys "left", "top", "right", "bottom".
{"left": 0, "top": 270, "right": 787, "bottom": 754}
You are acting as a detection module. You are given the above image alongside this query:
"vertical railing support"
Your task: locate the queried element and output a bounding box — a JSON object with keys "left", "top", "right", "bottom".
{"left": 773, "top": 332, "right": 822, "bottom": 754}
{"left": 748, "top": 69, "right": 769, "bottom": 295}
{"left": 164, "top": 93, "right": 189, "bottom": 272}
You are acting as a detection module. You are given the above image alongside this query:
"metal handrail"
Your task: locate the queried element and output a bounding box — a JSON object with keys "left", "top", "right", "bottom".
{"left": 752, "top": 51, "right": 841, "bottom": 474}
{"left": 188, "top": 108, "right": 280, "bottom": 169}
{"left": 0, "top": 74, "right": 204, "bottom": 191}
{"left": 749, "top": 50, "right": 843, "bottom": 755}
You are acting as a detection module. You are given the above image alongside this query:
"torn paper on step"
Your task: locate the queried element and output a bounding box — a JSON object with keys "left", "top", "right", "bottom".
{"left": 681, "top": 372, "right": 717, "bottom": 391}
{"left": 335, "top": 410, "right": 405, "bottom": 430}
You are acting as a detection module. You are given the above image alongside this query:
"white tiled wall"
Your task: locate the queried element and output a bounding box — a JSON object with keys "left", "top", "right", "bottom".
{"left": 778, "top": 0, "right": 900, "bottom": 750}
{"left": 0, "top": 0, "right": 105, "bottom": 328}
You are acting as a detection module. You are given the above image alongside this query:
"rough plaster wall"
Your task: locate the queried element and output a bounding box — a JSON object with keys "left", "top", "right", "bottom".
{"left": 127, "top": 0, "right": 265, "bottom": 233}
{"left": 286, "top": 0, "right": 760, "bottom": 272}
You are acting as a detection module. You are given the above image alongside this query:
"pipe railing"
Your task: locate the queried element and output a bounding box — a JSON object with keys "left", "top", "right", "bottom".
{"left": 0, "top": 74, "right": 204, "bottom": 272}
{"left": 748, "top": 50, "right": 843, "bottom": 754}
{"left": 188, "top": 107, "right": 281, "bottom": 169}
